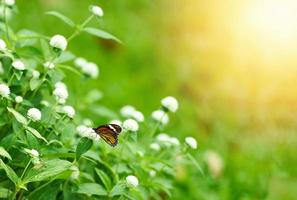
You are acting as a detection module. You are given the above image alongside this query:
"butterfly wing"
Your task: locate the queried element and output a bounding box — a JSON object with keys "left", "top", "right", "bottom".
{"left": 94, "top": 124, "right": 122, "bottom": 147}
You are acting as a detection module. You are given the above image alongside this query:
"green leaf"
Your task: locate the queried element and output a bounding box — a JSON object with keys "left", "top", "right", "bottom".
{"left": 55, "top": 51, "right": 75, "bottom": 63}
{"left": 0, "top": 147, "right": 12, "bottom": 160}
{"left": 91, "top": 105, "right": 119, "bottom": 119}
{"left": 0, "top": 159, "right": 19, "bottom": 185}
{"left": 110, "top": 183, "right": 126, "bottom": 197}
{"left": 95, "top": 168, "right": 112, "bottom": 191}
{"left": 25, "top": 126, "right": 48, "bottom": 144}
{"left": 84, "top": 89, "right": 103, "bottom": 104}
{"left": 30, "top": 78, "right": 43, "bottom": 91}
{"left": 76, "top": 183, "right": 108, "bottom": 196}
{"left": 7, "top": 107, "right": 28, "bottom": 125}
{"left": 0, "top": 187, "right": 12, "bottom": 199}
{"left": 23, "top": 159, "right": 72, "bottom": 183}
{"left": 76, "top": 137, "right": 93, "bottom": 161}
{"left": 46, "top": 11, "right": 75, "bottom": 27}
{"left": 28, "top": 180, "right": 61, "bottom": 200}
{"left": 83, "top": 27, "right": 122, "bottom": 43}
{"left": 57, "top": 64, "right": 82, "bottom": 77}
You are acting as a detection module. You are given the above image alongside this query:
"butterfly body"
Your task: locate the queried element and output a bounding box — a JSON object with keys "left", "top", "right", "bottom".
{"left": 93, "top": 124, "right": 122, "bottom": 147}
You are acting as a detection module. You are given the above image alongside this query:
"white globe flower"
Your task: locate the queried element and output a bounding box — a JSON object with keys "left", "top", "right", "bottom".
{"left": 120, "top": 105, "right": 136, "bottom": 117}
{"left": 12, "top": 60, "right": 26, "bottom": 71}
{"left": 43, "top": 61, "right": 55, "bottom": 69}
{"left": 15, "top": 96, "right": 23, "bottom": 103}
{"left": 63, "top": 105, "right": 75, "bottom": 118}
{"left": 50, "top": 35, "right": 67, "bottom": 51}
{"left": 0, "top": 83, "right": 10, "bottom": 98}
{"left": 53, "top": 87, "right": 68, "bottom": 102}
{"left": 4, "top": 0, "right": 15, "bottom": 6}
{"left": 156, "top": 133, "right": 171, "bottom": 142}
{"left": 151, "top": 110, "right": 169, "bottom": 125}
{"left": 90, "top": 5, "right": 104, "bottom": 17}
{"left": 24, "top": 148, "right": 39, "bottom": 158}
{"left": 0, "top": 39, "right": 7, "bottom": 51}
{"left": 27, "top": 108, "right": 42, "bottom": 122}
{"left": 123, "top": 119, "right": 139, "bottom": 132}
{"left": 32, "top": 70, "right": 40, "bottom": 79}
{"left": 74, "top": 57, "right": 87, "bottom": 69}
{"left": 169, "top": 137, "right": 180, "bottom": 146}
{"left": 161, "top": 96, "right": 179, "bottom": 112}
{"left": 55, "top": 81, "right": 67, "bottom": 89}
{"left": 81, "top": 62, "right": 99, "bottom": 78}
{"left": 132, "top": 111, "right": 144, "bottom": 122}
{"left": 110, "top": 119, "right": 122, "bottom": 126}
{"left": 76, "top": 125, "right": 99, "bottom": 141}
{"left": 126, "top": 175, "right": 139, "bottom": 187}
{"left": 185, "top": 137, "right": 197, "bottom": 149}
{"left": 149, "top": 143, "right": 161, "bottom": 151}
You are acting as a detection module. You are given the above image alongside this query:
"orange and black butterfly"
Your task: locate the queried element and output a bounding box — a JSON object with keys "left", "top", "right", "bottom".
{"left": 93, "top": 124, "right": 122, "bottom": 147}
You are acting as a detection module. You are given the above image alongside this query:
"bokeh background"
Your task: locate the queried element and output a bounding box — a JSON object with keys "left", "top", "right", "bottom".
{"left": 13, "top": 0, "right": 297, "bottom": 199}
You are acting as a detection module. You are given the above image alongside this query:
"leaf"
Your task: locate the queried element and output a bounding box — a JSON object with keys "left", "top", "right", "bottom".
{"left": 46, "top": 11, "right": 75, "bottom": 27}
{"left": 23, "top": 159, "right": 72, "bottom": 183}
{"left": 57, "top": 64, "right": 82, "bottom": 77}
{"left": 7, "top": 107, "right": 28, "bottom": 125}
{"left": 26, "top": 126, "right": 48, "bottom": 144}
{"left": 0, "top": 159, "right": 19, "bottom": 185}
{"left": 95, "top": 168, "right": 112, "bottom": 191}
{"left": 76, "top": 137, "right": 93, "bottom": 161}
{"left": 83, "top": 27, "right": 122, "bottom": 43}
{"left": 91, "top": 105, "right": 119, "bottom": 119}
{"left": 0, "top": 147, "right": 12, "bottom": 160}
{"left": 84, "top": 89, "right": 103, "bottom": 104}
{"left": 76, "top": 183, "right": 108, "bottom": 196}
{"left": 55, "top": 51, "right": 75, "bottom": 63}
{"left": 30, "top": 78, "right": 43, "bottom": 91}
{"left": 0, "top": 187, "right": 12, "bottom": 199}
{"left": 110, "top": 183, "right": 126, "bottom": 197}
{"left": 28, "top": 180, "right": 61, "bottom": 200}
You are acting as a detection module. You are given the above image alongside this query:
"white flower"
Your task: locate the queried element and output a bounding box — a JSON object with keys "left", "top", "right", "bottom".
{"left": 123, "top": 119, "right": 139, "bottom": 132}
{"left": 204, "top": 150, "right": 224, "bottom": 178}
{"left": 81, "top": 62, "right": 99, "bottom": 78}
{"left": 76, "top": 125, "right": 99, "bottom": 141}
{"left": 149, "top": 170, "right": 156, "bottom": 177}
{"left": 156, "top": 133, "right": 171, "bottom": 142}
{"left": 0, "top": 83, "right": 10, "bottom": 98}
{"left": 151, "top": 110, "right": 169, "bottom": 125}
{"left": 63, "top": 105, "right": 75, "bottom": 118}
{"left": 27, "top": 108, "right": 42, "bottom": 122}
{"left": 74, "top": 57, "right": 87, "bottom": 69}
{"left": 32, "top": 157, "right": 41, "bottom": 165}
{"left": 15, "top": 96, "right": 23, "bottom": 103}
{"left": 126, "top": 175, "right": 139, "bottom": 187}
{"left": 12, "top": 60, "right": 25, "bottom": 71}
{"left": 90, "top": 5, "right": 104, "bottom": 17}
{"left": 24, "top": 148, "right": 39, "bottom": 158}
{"left": 161, "top": 96, "right": 178, "bottom": 112}
{"left": 185, "top": 137, "right": 197, "bottom": 149}
{"left": 110, "top": 119, "right": 122, "bottom": 126}
{"left": 0, "top": 39, "right": 7, "bottom": 51}
{"left": 32, "top": 70, "right": 40, "bottom": 79}
{"left": 43, "top": 61, "right": 55, "bottom": 69}
{"left": 50, "top": 35, "right": 67, "bottom": 51}
{"left": 4, "top": 0, "right": 15, "bottom": 6}
{"left": 169, "top": 137, "right": 180, "bottom": 146}
{"left": 132, "top": 111, "right": 144, "bottom": 122}
{"left": 53, "top": 87, "right": 68, "bottom": 103}
{"left": 150, "top": 143, "right": 160, "bottom": 151}
{"left": 120, "top": 105, "right": 136, "bottom": 117}
{"left": 70, "top": 166, "right": 80, "bottom": 180}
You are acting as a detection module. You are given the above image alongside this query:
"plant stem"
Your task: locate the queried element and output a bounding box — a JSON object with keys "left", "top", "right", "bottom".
{"left": 3, "top": 5, "right": 10, "bottom": 45}
{"left": 20, "top": 159, "right": 32, "bottom": 180}
{"left": 67, "top": 15, "right": 94, "bottom": 42}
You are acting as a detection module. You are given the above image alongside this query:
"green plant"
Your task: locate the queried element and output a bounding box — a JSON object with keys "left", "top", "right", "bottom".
{"left": 0, "top": 1, "right": 199, "bottom": 199}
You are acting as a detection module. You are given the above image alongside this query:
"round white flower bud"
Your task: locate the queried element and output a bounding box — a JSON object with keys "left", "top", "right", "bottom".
{"left": 15, "top": 96, "right": 23, "bottom": 103}
{"left": 32, "top": 70, "right": 40, "bottom": 79}
{"left": 185, "top": 137, "right": 197, "bottom": 149}
{"left": 149, "top": 143, "right": 160, "bottom": 151}
{"left": 63, "top": 105, "right": 75, "bottom": 118}
{"left": 132, "top": 111, "right": 144, "bottom": 122}
{"left": 76, "top": 125, "right": 99, "bottom": 141}
{"left": 50, "top": 35, "right": 67, "bottom": 51}
{"left": 12, "top": 60, "right": 26, "bottom": 71}
{"left": 53, "top": 87, "right": 68, "bottom": 102}
{"left": 0, "top": 83, "right": 10, "bottom": 98}
{"left": 55, "top": 81, "right": 67, "bottom": 89}
{"left": 4, "top": 0, "right": 15, "bottom": 6}
{"left": 169, "top": 137, "right": 180, "bottom": 146}
{"left": 151, "top": 110, "right": 169, "bottom": 125}
{"left": 24, "top": 148, "right": 39, "bottom": 157}
{"left": 81, "top": 62, "right": 99, "bottom": 78}
{"left": 0, "top": 39, "right": 7, "bottom": 51}
{"left": 161, "top": 96, "right": 179, "bottom": 112}
{"left": 123, "top": 119, "right": 139, "bottom": 132}
{"left": 27, "top": 108, "right": 42, "bottom": 122}
{"left": 109, "top": 119, "right": 122, "bottom": 126}
{"left": 74, "top": 57, "right": 87, "bottom": 69}
{"left": 120, "top": 105, "right": 136, "bottom": 118}
{"left": 90, "top": 5, "right": 104, "bottom": 17}
{"left": 126, "top": 175, "right": 139, "bottom": 187}
{"left": 43, "top": 61, "right": 55, "bottom": 69}
{"left": 156, "top": 133, "right": 171, "bottom": 143}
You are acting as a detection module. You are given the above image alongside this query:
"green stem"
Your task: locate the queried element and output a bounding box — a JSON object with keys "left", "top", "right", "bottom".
{"left": 27, "top": 176, "right": 58, "bottom": 198}
{"left": 186, "top": 153, "right": 205, "bottom": 176}
{"left": 8, "top": 72, "right": 15, "bottom": 86}
{"left": 3, "top": 4, "right": 10, "bottom": 45}
{"left": 20, "top": 159, "right": 32, "bottom": 180}
{"left": 67, "top": 15, "right": 94, "bottom": 42}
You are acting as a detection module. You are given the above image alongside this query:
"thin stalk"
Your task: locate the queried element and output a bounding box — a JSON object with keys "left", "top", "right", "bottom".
{"left": 67, "top": 15, "right": 94, "bottom": 42}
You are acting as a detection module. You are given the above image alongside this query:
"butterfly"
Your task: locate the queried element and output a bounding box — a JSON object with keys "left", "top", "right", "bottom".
{"left": 93, "top": 124, "right": 122, "bottom": 147}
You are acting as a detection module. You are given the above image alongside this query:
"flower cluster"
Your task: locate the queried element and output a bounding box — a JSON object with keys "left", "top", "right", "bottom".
{"left": 74, "top": 57, "right": 99, "bottom": 78}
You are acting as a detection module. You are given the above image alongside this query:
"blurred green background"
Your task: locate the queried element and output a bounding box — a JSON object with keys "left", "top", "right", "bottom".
{"left": 12, "top": 0, "right": 297, "bottom": 199}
